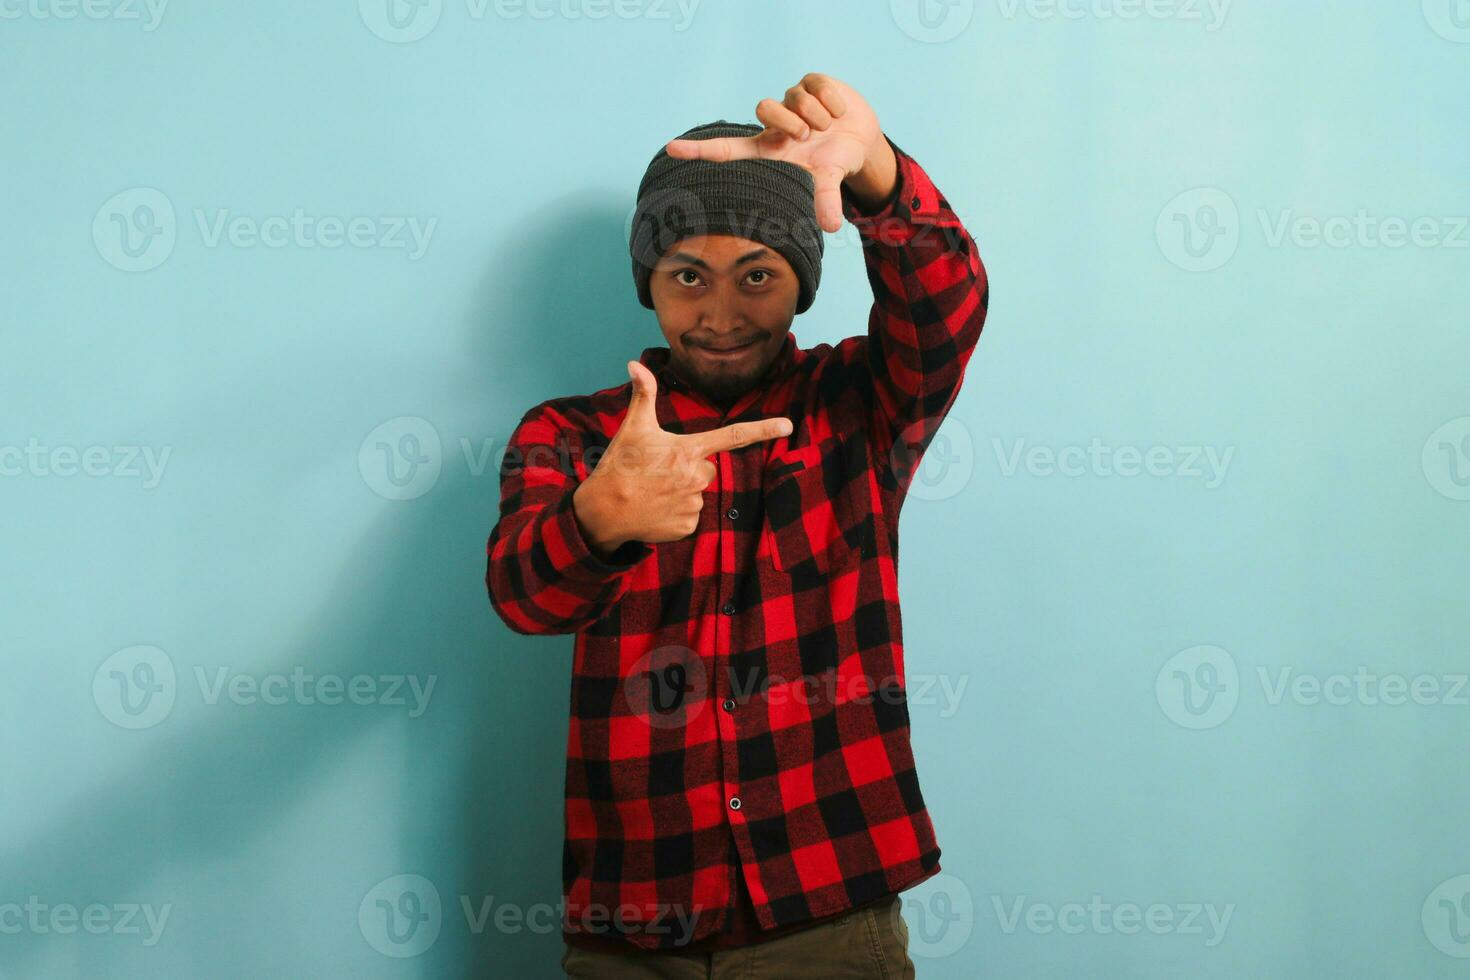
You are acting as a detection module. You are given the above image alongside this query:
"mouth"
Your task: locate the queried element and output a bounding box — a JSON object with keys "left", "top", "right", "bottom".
{"left": 695, "top": 339, "right": 758, "bottom": 361}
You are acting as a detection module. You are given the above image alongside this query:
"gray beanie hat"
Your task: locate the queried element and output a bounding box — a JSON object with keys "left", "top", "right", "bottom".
{"left": 630, "top": 119, "right": 825, "bottom": 315}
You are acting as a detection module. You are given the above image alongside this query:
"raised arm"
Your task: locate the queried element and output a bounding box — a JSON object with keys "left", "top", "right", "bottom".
{"left": 838, "top": 134, "right": 990, "bottom": 505}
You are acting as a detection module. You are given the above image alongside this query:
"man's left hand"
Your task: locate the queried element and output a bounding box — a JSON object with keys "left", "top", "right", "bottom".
{"left": 663, "top": 73, "right": 897, "bottom": 233}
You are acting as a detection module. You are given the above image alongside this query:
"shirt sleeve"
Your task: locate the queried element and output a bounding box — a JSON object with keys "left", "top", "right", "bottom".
{"left": 836, "top": 133, "right": 990, "bottom": 506}
{"left": 485, "top": 402, "right": 653, "bottom": 636}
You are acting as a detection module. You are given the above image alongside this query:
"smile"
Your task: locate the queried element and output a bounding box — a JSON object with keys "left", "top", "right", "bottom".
{"left": 697, "top": 340, "right": 756, "bottom": 360}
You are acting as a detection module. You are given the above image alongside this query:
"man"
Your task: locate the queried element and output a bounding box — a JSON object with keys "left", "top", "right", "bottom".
{"left": 486, "top": 73, "right": 989, "bottom": 977}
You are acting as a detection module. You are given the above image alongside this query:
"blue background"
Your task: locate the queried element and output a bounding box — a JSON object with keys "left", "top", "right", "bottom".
{"left": 3, "top": 0, "right": 1469, "bottom": 976}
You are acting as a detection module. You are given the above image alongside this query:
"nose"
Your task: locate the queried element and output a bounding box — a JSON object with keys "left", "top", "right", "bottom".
{"left": 699, "top": 280, "right": 747, "bottom": 334}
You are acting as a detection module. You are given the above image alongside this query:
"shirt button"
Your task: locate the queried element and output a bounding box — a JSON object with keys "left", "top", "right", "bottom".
{"left": 729, "top": 796, "right": 742, "bottom": 810}
{"left": 726, "top": 507, "right": 739, "bottom": 521}
{"left": 910, "top": 195, "right": 921, "bottom": 209}
{"left": 722, "top": 601, "right": 735, "bottom": 616}
{"left": 722, "top": 698, "right": 735, "bottom": 712}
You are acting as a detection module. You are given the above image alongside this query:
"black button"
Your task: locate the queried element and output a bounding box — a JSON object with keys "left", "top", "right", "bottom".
{"left": 726, "top": 507, "right": 739, "bottom": 521}
{"left": 722, "top": 698, "right": 735, "bottom": 712}
{"left": 729, "top": 796, "right": 741, "bottom": 810}
{"left": 721, "top": 601, "right": 736, "bottom": 616}
{"left": 910, "top": 195, "right": 921, "bottom": 209}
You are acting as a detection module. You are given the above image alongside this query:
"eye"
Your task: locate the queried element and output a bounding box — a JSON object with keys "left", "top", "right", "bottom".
{"left": 673, "top": 269, "right": 702, "bottom": 287}
{"left": 746, "top": 269, "right": 770, "bottom": 285}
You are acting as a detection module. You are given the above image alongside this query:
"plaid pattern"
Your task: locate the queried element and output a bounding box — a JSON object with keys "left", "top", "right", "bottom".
{"left": 485, "top": 135, "right": 989, "bottom": 952}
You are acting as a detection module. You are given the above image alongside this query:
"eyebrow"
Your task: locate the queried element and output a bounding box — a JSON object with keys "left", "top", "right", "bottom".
{"left": 660, "top": 247, "right": 773, "bottom": 272}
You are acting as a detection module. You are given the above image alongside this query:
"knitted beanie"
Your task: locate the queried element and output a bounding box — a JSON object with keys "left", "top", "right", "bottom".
{"left": 629, "top": 119, "right": 824, "bottom": 315}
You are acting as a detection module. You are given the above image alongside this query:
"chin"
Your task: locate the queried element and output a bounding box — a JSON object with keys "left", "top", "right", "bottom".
{"left": 692, "top": 368, "right": 756, "bottom": 401}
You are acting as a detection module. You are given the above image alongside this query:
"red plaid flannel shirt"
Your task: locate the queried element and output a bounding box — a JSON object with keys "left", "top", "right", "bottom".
{"left": 485, "top": 134, "right": 989, "bottom": 953}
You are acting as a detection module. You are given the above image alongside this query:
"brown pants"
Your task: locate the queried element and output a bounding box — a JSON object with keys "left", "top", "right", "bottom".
{"left": 560, "top": 893, "right": 915, "bottom": 979}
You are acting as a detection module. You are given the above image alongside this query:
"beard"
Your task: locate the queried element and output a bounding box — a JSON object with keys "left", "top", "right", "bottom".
{"left": 674, "top": 352, "right": 773, "bottom": 409}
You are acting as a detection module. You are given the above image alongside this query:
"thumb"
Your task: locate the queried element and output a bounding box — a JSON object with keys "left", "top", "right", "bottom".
{"left": 813, "top": 164, "right": 847, "bottom": 235}
{"left": 665, "top": 134, "right": 762, "bottom": 163}
{"left": 621, "top": 360, "right": 661, "bottom": 434}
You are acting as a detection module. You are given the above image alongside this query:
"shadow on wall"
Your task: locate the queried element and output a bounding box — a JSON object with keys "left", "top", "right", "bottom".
{"left": 0, "top": 198, "right": 655, "bottom": 979}
{"left": 453, "top": 197, "right": 656, "bottom": 977}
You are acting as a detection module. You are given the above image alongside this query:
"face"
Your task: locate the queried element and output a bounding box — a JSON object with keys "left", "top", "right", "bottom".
{"left": 649, "top": 234, "right": 799, "bottom": 409}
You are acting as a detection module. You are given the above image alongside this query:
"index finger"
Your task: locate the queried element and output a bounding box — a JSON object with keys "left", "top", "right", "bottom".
{"left": 679, "top": 416, "right": 793, "bottom": 458}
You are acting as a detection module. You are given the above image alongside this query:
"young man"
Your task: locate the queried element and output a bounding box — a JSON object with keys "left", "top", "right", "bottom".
{"left": 486, "top": 73, "right": 989, "bottom": 977}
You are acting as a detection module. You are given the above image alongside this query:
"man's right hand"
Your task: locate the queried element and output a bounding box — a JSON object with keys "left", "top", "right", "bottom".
{"left": 572, "top": 360, "right": 793, "bottom": 559}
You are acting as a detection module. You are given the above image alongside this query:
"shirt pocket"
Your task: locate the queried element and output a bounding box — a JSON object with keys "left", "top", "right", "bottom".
{"left": 760, "top": 445, "right": 859, "bottom": 577}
